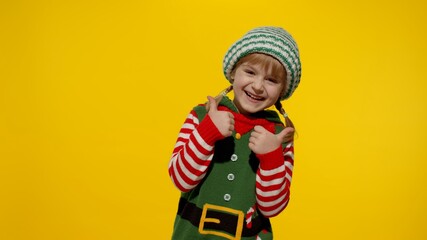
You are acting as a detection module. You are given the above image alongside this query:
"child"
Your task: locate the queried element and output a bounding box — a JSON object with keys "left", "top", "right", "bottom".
{"left": 168, "top": 26, "right": 301, "bottom": 240}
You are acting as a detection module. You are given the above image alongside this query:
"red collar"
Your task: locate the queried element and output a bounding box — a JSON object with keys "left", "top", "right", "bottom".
{"left": 218, "top": 106, "right": 276, "bottom": 135}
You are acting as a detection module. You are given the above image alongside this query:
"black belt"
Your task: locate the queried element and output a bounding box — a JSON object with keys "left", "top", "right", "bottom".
{"left": 177, "top": 197, "right": 271, "bottom": 238}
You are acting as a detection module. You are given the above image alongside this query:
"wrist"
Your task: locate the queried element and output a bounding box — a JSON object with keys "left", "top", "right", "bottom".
{"left": 257, "top": 146, "right": 284, "bottom": 170}
{"left": 197, "top": 115, "right": 224, "bottom": 144}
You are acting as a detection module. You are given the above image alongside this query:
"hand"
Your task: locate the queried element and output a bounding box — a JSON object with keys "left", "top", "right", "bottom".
{"left": 249, "top": 126, "right": 294, "bottom": 154}
{"left": 207, "top": 96, "right": 234, "bottom": 138}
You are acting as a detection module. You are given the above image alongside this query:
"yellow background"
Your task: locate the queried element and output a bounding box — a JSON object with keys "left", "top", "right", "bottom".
{"left": 1, "top": 0, "right": 426, "bottom": 239}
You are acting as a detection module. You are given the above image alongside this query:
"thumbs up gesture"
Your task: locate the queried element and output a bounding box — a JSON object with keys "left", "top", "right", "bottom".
{"left": 249, "top": 126, "right": 294, "bottom": 154}
{"left": 207, "top": 96, "right": 234, "bottom": 138}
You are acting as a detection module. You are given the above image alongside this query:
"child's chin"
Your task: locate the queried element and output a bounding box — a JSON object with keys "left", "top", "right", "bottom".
{"left": 241, "top": 106, "right": 263, "bottom": 115}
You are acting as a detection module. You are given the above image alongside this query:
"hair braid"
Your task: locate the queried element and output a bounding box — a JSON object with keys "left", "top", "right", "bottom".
{"left": 275, "top": 101, "right": 294, "bottom": 129}
{"left": 205, "top": 85, "right": 233, "bottom": 111}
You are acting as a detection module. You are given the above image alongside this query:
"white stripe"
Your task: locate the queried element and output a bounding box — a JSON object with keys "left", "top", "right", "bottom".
{"left": 183, "top": 146, "right": 209, "bottom": 173}
{"left": 284, "top": 161, "right": 294, "bottom": 171}
{"left": 285, "top": 172, "right": 292, "bottom": 183}
{"left": 227, "top": 37, "right": 299, "bottom": 66}
{"left": 177, "top": 155, "right": 208, "bottom": 183}
{"left": 284, "top": 151, "right": 294, "bottom": 159}
{"left": 258, "top": 199, "right": 288, "bottom": 217}
{"left": 178, "top": 132, "right": 190, "bottom": 140}
{"left": 182, "top": 123, "right": 196, "bottom": 131}
{"left": 169, "top": 172, "right": 180, "bottom": 190}
{"left": 171, "top": 158, "right": 197, "bottom": 191}
{"left": 224, "top": 34, "right": 299, "bottom": 64}
{"left": 256, "top": 175, "right": 285, "bottom": 187}
{"left": 177, "top": 154, "right": 201, "bottom": 181}
{"left": 256, "top": 181, "right": 287, "bottom": 197}
{"left": 187, "top": 113, "right": 199, "bottom": 125}
{"left": 174, "top": 141, "right": 185, "bottom": 149}
{"left": 169, "top": 154, "right": 180, "bottom": 173}
{"left": 193, "top": 129, "right": 214, "bottom": 152}
{"left": 248, "top": 28, "right": 299, "bottom": 51}
{"left": 257, "top": 191, "right": 288, "bottom": 208}
{"left": 168, "top": 152, "right": 177, "bottom": 168}
{"left": 259, "top": 165, "right": 285, "bottom": 177}
{"left": 170, "top": 152, "right": 208, "bottom": 191}
{"left": 188, "top": 140, "right": 211, "bottom": 160}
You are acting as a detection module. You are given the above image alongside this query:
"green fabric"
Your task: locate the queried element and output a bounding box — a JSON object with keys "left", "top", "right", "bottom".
{"left": 171, "top": 96, "right": 285, "bottom": 240}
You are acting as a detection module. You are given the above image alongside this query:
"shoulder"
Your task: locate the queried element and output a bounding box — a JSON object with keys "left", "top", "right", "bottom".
{"left": 259, "top": 110, "right": 286, "bottom": 134}
{"left": 263, "top": 109, "right": 281, "bottom": 120}
{"left": 255, "top": 110, "right": 283, "bottom": 124}
{"left": 190, "top": 104, "right": 208, "bottom": 122}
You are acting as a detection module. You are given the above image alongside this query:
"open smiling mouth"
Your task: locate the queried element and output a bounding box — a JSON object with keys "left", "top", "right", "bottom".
{"left": 245, "top": 91, "right": 265, "bottom": 101}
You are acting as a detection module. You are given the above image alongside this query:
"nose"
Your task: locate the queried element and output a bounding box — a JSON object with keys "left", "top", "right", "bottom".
{"left": 251, "top": 78, "right": 264, "bottom": 93}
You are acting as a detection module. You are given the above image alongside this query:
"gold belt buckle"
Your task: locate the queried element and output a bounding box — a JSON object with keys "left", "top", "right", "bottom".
{"left": 198, "top": 203, "right": 244, "bottom": 240}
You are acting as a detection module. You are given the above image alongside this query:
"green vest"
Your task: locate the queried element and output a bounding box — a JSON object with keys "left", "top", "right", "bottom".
{"left": 172, "top": 96, "right": 284, "bottom": 240}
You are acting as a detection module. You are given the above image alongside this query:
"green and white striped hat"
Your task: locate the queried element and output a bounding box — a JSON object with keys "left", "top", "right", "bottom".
{"left": 223, "top": 26, "right": 302, "bottom": 100}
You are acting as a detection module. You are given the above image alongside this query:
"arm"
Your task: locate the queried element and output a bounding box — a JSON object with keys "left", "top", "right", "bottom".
{"left": 169, "top": 97, "right": 234, "bottom": 192}
{"left": 168, "top": 109, "right": 224, "bottom": 192}
{"left": 255, "top": 141, "right": 294, "bottom": 217}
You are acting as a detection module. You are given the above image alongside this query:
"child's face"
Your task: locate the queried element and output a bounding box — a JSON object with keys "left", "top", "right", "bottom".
{"left": 231, "top": 55, "right": 286, "bottom": 116}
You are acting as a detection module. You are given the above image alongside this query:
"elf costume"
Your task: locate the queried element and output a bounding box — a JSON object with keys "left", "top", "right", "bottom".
{"left": 168, "top": 27, "right": 301, "bottom": 240}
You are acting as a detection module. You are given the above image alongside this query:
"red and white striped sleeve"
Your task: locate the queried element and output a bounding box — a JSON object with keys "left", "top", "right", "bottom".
{"left": 168, "top": 109, "right": 224, "bottom": 192}
{"left": 255, "top": 141, "right": 294, "bottom": 217}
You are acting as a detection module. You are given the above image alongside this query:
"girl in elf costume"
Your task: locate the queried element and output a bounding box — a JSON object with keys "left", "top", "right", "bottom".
{"left": 168, "top": 26, "right": 301, "bottom": 240}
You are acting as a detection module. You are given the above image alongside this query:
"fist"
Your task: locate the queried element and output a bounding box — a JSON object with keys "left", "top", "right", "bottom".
{"left": 207, "top": 96, "right": 234, "bottom": 138}
{"left": 249, "top": 126, "right": 294, "bottom": 154}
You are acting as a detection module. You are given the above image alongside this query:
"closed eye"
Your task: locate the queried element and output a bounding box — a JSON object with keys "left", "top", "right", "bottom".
{"left": 266, "top": 78, "right": 279, "bottom": 83}
{"left": 244, "top": 69, "right": 255, "bottom": 75}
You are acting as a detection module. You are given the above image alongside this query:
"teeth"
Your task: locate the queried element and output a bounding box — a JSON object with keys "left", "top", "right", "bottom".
{"left": 246, "top": 91, "right": 264, "bottom": 100}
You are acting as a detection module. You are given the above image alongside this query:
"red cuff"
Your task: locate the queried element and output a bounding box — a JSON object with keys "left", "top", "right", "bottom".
{"left": 196, "top": 114, "right": 224, "bottom": 145}
{"left": 257, "top": 146, "right": 284, "bottom": 170}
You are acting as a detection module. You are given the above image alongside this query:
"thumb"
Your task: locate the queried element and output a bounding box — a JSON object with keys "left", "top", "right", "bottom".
{"left": 207, "top": 96, "right": 218, "bottom": 112}
{"left": 277, "top": 127, "right": 295, "bottom": 142}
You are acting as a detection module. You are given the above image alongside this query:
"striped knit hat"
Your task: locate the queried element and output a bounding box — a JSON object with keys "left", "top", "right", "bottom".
{"left": 223, "top": 27, "right": 302, "bottom": 100}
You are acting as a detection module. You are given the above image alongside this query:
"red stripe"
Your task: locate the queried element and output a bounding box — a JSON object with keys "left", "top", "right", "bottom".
{"left": 258, "top": 170, "right": 286, "bottom": 181}
{"left": 178, "top": 149, "right": 207, "bottom": 177}
{"left": 256, "top": 183, "right": 286, "bottom": 195}
{"left": 188, "top": 132, "right": 212, "bottom": 156}
{"left": 183, "top": 137, "right": 211, "bottom": 168}
{"left": 258, "top": 200, "right": 289, "bottom": 217}
{"left": 184, "top": 111, "right": 198, "bottom": 124}
{"left": 174, "top": 155, "right": 200, "bottom": 187}
{"left": 169, "top": 163, "right": 187, "bottom": 192}
{"left": 256, "top": 180, "right": 289, "bottom": 200}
